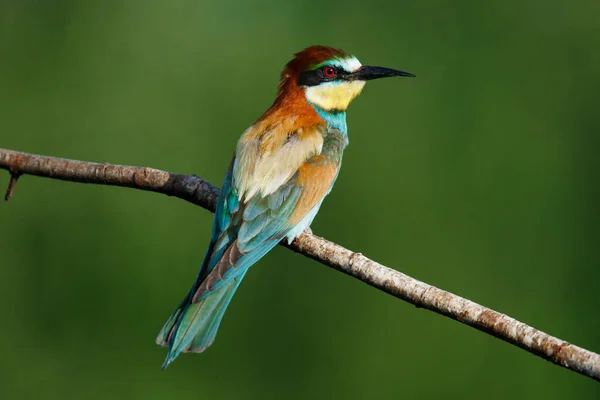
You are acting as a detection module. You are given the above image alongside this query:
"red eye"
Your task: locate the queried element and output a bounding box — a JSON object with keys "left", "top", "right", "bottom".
{"left": 323, "top": 67, "right": 336, "bottom": 77}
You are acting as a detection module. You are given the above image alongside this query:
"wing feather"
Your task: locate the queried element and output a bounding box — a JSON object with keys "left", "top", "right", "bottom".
{"left": 188, "top": 125, "right": 339, "bottom": 304}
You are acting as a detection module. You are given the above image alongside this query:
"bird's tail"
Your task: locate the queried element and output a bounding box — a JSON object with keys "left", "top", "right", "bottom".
{"left": 156, "top": 270, "right": 247, "bottom": 369}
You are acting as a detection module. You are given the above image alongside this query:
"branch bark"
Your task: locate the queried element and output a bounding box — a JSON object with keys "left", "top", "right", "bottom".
{"left": 2, "top": 147, "right": 599, "bottom": 381}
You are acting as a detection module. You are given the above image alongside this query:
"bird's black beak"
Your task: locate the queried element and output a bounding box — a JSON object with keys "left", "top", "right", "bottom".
{"left": 353, "top": 66, "right": 415, "bottom": 81}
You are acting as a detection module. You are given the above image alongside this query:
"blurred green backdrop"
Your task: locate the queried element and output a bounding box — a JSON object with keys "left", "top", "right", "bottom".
{"left": 1, "top": 0, "right": 599, "bottom": 398}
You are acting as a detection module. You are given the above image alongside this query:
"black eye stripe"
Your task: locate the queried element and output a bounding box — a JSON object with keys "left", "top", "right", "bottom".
{"left": 298, "top": 67, "right": 352, "bottom": 87}
{"left": 297, "top": 70, "right": 323, "bottom": 86}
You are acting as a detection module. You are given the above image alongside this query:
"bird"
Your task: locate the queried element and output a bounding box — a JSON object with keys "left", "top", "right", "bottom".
{"left": 156, "top": 45, "right": 414, "bottom": 368}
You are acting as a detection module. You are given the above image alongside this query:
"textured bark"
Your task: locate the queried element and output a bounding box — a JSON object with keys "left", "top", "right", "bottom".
{"left": 2, "top": 147, "right": 599, "bottom": 381}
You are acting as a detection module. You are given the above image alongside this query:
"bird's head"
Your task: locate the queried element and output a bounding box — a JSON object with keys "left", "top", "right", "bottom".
{"left": 278, "top": 45, "right": 414, "bottom": 113}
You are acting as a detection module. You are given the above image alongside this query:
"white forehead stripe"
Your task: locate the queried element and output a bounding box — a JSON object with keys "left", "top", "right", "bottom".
{"left": 328, "top": 57, "right": 362, "bottom": 73}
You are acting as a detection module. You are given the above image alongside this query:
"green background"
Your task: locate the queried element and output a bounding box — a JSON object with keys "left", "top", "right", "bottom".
{"left": 1, "top": 0, "right": 599, "bottom": 398}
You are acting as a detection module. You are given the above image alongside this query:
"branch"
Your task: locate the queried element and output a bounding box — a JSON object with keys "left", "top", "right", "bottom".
{"left": 2, "top": 147, "right": 599, "bottom": 381}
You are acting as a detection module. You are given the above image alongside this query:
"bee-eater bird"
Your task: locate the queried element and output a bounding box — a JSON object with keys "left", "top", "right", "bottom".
{"left": 156, "top": 45, "right": 414, "bottom": 368}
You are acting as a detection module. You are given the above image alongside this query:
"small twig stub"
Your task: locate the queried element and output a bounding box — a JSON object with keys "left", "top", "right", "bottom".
{"left": 4, "top": 172, "right": 21, "bottom": 201}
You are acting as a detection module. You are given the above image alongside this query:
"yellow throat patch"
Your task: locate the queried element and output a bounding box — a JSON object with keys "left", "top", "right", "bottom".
{"left": 305, "top": 80, "right": 366, "bottom": 111}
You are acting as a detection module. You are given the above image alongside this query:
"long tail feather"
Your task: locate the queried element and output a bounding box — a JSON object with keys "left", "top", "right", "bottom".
{"left": 156, "top": 272, "right": 246, "bottom": 369}
{"left": 189, "top": 270, "right": 247, "bottom": 353}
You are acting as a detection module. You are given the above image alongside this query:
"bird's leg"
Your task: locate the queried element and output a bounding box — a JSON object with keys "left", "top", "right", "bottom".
{"left": 303, "top": 226, "right": 313, "bottom": 235}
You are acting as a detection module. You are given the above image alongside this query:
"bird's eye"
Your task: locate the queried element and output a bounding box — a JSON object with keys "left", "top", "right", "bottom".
{"left": 323, "top": 66, "right": 336, "bottom": 77}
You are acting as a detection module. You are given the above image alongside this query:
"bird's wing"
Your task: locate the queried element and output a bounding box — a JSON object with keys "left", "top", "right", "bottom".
{"left": 190, "top": 123, "right": 339, "bottom": 303}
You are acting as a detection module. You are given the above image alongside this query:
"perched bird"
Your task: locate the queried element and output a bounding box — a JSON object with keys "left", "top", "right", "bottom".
{"left": 156, "top": 45, "right": 414, "bottom": 368}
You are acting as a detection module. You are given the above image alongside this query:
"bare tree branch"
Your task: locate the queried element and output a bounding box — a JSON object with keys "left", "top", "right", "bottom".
{"left": 1, "top": 147, "right": 599, "bottom": 381}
